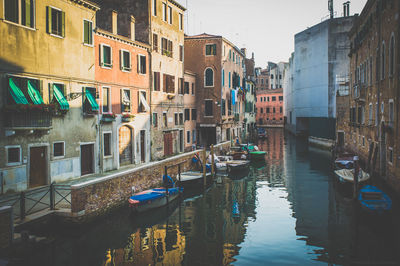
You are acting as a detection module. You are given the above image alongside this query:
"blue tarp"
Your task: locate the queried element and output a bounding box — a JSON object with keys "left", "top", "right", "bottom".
{"left": 130, "top": 192, "right": 165, "bottom": 202}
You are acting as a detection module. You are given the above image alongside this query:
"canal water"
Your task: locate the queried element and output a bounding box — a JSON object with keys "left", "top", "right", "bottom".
{"left": 5, "top": 129, "right": 400, "bottom": 265}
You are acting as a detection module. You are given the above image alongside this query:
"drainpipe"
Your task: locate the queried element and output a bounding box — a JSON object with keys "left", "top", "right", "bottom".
{"left": 149, "top": 10, "right": 153, "bottom": 162}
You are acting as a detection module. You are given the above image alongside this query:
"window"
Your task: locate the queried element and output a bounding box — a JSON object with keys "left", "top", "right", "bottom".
{"left": 120, "top": 50, "right": 131, "bottom": 71}
{"left": 178, "top": 78, "right": 184, "bottom": 94}
{"left": 161, "top": 38, "right": 173, "bottom": 57}
{"left": 168, "top": 6, "right": 172, "bottom": 24}
{"left": 222, "top": 99, "right": 226, "bottom": 116}
{"left": 192, "top": 130, "right": 196, "bottom": 143}
{"left": 280, "top": 107, "right": 283, "bottom": 113}
{"left": 205, "top": 68, "right": 214, "bottom": 87}
{"left": 266, "top": 108, "right": 269, "bottom": 113}
{"left": 179, "top": 45, "right": 183, "bottom": 62}
{"left": 174, "top": 113, "right": 178, "bottom": 126}
{"left": 6, "top": 146, "right": 21, "bottom": 165}
{"left": 187, "top": 131, "right": 191, "bottom": 144}
{"left": 5, "top": 0, "right": 35, "bottom": 28}
{"left": 205, "top": 100, "right": 213, "bottom": 116}
{"left": 279, "top": 96, "right": 283, "bottom": 101}
{"left": 152, "top": 113, "right": 158, "bottom": 127}
{"left": 381, "top": 42, "right": 385, "bottom": 80}
{"left": 260, "top": 108, "right": 263, "bottom": 114}
{"left": 53, "top": 142, "right": 65, "bottom": 158}
{"left": 179, "top": 113, "right": 183, "bottom": 125}
{"left": 229, "top": 72, "right": 231, "bottom": 88}
{"left": 47, "top": 6, "right": 65, "bottom": 37}
{"left": 389, "top": 100, "right": 394, "bottom": 126}
{"left": 100, "top": 44, "right": 112, "bottom": 68}
{"left": 121, "top": 89, "right": 131, "bottom": 113}
{"left": 163, "top": 74, "right": 175, "bottom": 93}
{"left": 163, "top": 112, "right": 167, "bottom": 127}
{"left": 206, "top": 44, "right": 217, "bottom": 56}
{"left": 138, "top": 55, "right": 146, "bottom": 74}
{"left": 273, "top": 107, "right": 276, "bottom": 113}
{"left": 162, "top": 3, "right": 167, "bottom": 21}
{"left": 103, "top": 133, "right": 112, "bottom": 156}
{"left": 184, "top": 82, "right": 190, "bottom": 94}
{"left": 153, "top": 0, "right": 157, "bottom": 16}
{"left": 389, "top": 35, "right": 395, "bottom": 77}
{"left": 191, "top": 83, "right": 195, "bottom": 95}
{"left": 369, "top": 56, "right": 373, "bottom": 85}
{"left": 83, "top": 20, "right": 93, "bottom": 45}
{"left": 261, "top": 79, "right": 263, "bottom": 84}
{"left": 153, "top": 72, "right": 160, "bottom": 91}
{"left": 260, "top": 97, "right": 262, "bottom": 102}
{"left": 153, "top": 33, "right": 158, "bottom": 52}
{"left": 271, "top": 74, "right": 274, "bottom": 79}
{"left": 184, "top": 108, "right": 190, "bottom": 121}
{"left": 222, "top": 69, "right": 225, "bottom": 87}
{"left": 272, "top": 96, "right": 276, "bottom": 101}
{"left": 102, "top": 87, "right": 110, "bottom": 113}
{"left": 83, "top": 87, "right": 98, "bottom": 113}
{"left": 138, "top": 91, "right": 149, "bottom": 113}
{"left": 375, "top": 102, "right": 379, "bottom": 126}
{"left": 388, "top": 147, "right": 393, "bottom": 164}
{"left": 191, "top": 109, "right": 197, "bottom": 120}
{"left": 369, "top": 103, "right": 373, "bottom": 125}
{"left": 179, "top": 13, "right": 183, "bottom": 30}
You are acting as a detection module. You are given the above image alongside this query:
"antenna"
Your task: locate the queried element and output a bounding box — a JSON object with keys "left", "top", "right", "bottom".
{"left": 328, "top": 0, "right": 334, "bottom": 19}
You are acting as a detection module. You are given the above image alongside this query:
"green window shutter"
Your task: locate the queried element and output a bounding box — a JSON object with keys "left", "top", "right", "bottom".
{"left": 120, "top": 50, "right": 123, "bottom": 70}
{"left": 27, "top": 80, "right": 44, "bottom": 104}
{"left": 88, "top": 21, "right": 92, "bottom": 44}
{"left": 46, "top": 6, "right": 51, "bottom": 34}
{"left": 84, "top": 20, "right": 89, "bottom": 44}
{"left": 213, "top": 44, "right": 216, "bottom": 55}
{"left": 8, "top": 78, "right": 29, "bottom": 104}
{"left": 61, "top": 11, "right": 65, "bottom": 37}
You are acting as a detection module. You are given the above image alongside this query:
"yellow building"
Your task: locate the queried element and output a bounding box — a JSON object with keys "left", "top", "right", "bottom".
{"left": 0, "top": 0, "right": 99, "bottom": 192}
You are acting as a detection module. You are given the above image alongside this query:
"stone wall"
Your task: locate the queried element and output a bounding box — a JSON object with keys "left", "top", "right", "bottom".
{"left": 0, "top": 206, "right": 13, "bottom": 248}
{"left": 69, "top": 142, "right": 230, "bottom": 219}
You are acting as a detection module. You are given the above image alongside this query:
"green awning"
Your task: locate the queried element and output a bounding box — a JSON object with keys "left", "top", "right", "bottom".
{"left": 8, "top": 78, "right": 29, "bottom": 104}
{"left": 27, "top": 81, "right": 44, "bottom": 104}
{"left": 85, "top": 89, "right": 99, "bottom": 111}
{"left": 53, "top": 84, "right": 69, "bottom": 110}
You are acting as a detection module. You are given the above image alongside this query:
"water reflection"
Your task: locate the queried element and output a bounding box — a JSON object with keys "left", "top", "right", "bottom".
{"left": 6, "top": 129, "right": 400, "bottom": 265}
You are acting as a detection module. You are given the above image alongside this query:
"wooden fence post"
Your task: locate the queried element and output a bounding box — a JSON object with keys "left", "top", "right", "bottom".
{"left": 353, "top": 156, "right": 359, "bottom": 200}
{"left": 203, "top": 148, "right": 207, "bottom": 188}
{"left": 211, "top": 145, "right": 215, "bottom": 177}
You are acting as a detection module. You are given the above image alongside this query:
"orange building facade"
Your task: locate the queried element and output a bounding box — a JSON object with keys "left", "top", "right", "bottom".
{"left": 94, "top": 12, "right": 151, "bottom": 172}
{"left": 256, "top": 89, "right": 284, "bottom": 126}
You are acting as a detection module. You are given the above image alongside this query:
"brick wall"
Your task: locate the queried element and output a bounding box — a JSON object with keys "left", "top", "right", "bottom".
{"left": 70, "top": 142, "right": 230, "bottom": 218}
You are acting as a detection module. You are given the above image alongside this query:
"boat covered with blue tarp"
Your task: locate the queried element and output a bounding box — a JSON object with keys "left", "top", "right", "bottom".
{"left": 358, "top": 185, "right": 392, "bottom": 214}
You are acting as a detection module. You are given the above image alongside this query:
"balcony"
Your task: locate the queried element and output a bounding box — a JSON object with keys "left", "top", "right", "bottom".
{"left": 353, "top": 84, "right": 366, "bottom": 102}
{"left": 4, "top": 111, "right": 52, "bottom": 130}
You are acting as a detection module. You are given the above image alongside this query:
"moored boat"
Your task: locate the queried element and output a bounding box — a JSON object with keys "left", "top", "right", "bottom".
{"left": 249, "top": 151, "right": 266, "bottom": 161}
{"left": 128, "top": 187, "right": 183, "bottom": 213}
{"left": 334, "top": 156, "right": 354, "bottom": 170}
{"left": 334, "top": 168, "right": 370, "bottom": 184}
{"left": 226, "top": 160, "right": 250, "bottom": 172}
{"left": 358, "top": 185, "right": 392, "bottom": 214}
{"left": 176, "top": 171, "right": 212, "bottom": 188}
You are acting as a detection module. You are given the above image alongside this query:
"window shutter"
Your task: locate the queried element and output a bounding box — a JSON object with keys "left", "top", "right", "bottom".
{"left": 157, "top": 72, "right": 160, "bottom": 91}
{"left": 84, "top": 21, "right": 88, "bottom": 44}
{"left": 129, "top": 52, "right": 132, "bottom": 70}
{"left": 99, "top": 45, "right": 103, "bottom": 66}
{"left": 137, "top": 55, "right": 140, "bottom": 73}
{"left": 61, "top": 11, "right": 65, "bottom": 37}
{"left": 48, "top": 83, "right": 53, "bottom": 103}
{"left": 143, "top": 57, "right": 146, "bottom": 74}
{"left": 46, "top": 7, "right": 51, "bottom": 34}
{"left": 39, "top": 80, "right": 44, "bottom": 103}
{"left": 88, "top": 21, "right": 92, "bottom": 44}
{"left": 120, "top": 50, "right": 123, "bottom": 70}
{"left": 110, "top": 46, "right": 113, "bottom": 67}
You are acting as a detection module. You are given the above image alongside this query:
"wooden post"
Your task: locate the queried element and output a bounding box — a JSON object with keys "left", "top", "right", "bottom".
{"left": 164, "top": 166, "right": 169, "bottom": 204}
{"left": 178, "top": 164, "right": 182, "bottom": 194}
{"left": 203, "top": 148, "right": 207, "bottom": 188}
{"left": 353, "top": 156, "right": 359, "bottom": 200}
{"left": 20, "top": 191, "right": 25, "bottom": 220}
{"left": 50, "top": 183, "right": 55, "bottom": 210}
{"left": 211, "top": 145, "right": 215, "bottom": 177}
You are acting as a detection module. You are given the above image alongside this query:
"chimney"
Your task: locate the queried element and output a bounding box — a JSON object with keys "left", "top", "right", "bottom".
{"left": 130, "top": 15, "right": 135, "bottom": 41}
{"left": 112, "top": 10, "right": 118, "bottom": 35}
{"left": 252, "top": 52, "right": 254, "bottom": 60}
{"left": 343, "top": 1, "right": 350, "bottom": 17}
{"left": 328, "top": 0, "right": 334, "bottom": 19}
{"left": 241, "top": 48, "right": 247, "bottom": 57}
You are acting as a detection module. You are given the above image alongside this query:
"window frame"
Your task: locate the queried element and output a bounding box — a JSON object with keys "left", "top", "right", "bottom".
{"left": 102, "top": 86, "right": 111, "bottom": 114}
{"left": 186, "top": 130, "right": 191, "bottom": 144}
{"left": 138, "top": 90, "right": 148, "bottom": 113}
{"left": 204, "top": 99, "right": 213, "bottom": 117}
{"left": 179, "top": 13, "right": 183, "bottom": 30}
{"left": 152, "top": 0, "right": 157, "bottom": 16}
{"left": 100, "top": 43, "right": 113, "bottom": 69}
{"left": 47, "top": 5, "right": 65, "bottom": 38}
{"left": 5, "top": 145, "right": 22, "bottom": 166}
{"left": 4, "top": 0, "right": 36, "bottom": 29}
{"left": 103, "top": 132, "right": 112, "bottom": 157}
{"left": 121, "top": 88, "right": 131, "bottom": 113}
{"left": 120, "top": 49, "right": 132, "bottom": 72}
{"left": 389, "top": 99, "right": 394, "bottom": 126}
{"left": 162, "top": 2, "right": 167, "bottom": 21}
{"left": 83, "top": 19, "right": 93, "bottom": 46}
{"left": 205, "top": 44, "right": 217, "bottom": 56}
{"left": 388, "top": 147, "right": 393, "bottom": 165}
{"left": 389, "top": 34, "right": 395, "bottom": 78}
{"left": 138, "top": 54, "right": 147, "bottom": 75}
{"left": 204, "top": 67, "right": 214, "bottom": 87}
{"left": 152, "top": 112, "right": 158, "bottom": 128}
{"left": 168, "top": 5, "right": 172, "bottom": 24}
{"left": 52, "top": 141, "right": 65, "bottom": 159}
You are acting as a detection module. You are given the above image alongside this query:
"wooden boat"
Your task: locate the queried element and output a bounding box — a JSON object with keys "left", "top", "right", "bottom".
{"left": 128, "top": 187, "right": 183, "bottom": 213}
{"left": 215, "top": 156, "right": 233, "bottom": 172}
{"left": 226, "top": 160, "right": 250, "bottom": 172}
{"left": 334, "top": 156, "right": 354, "bottom": 170}
{"left": 176, "top": 171, "right": 212, "bottom": 188}
{"left": 249, "top": 151, "right": 266, "bottom": 161}
{"left": 358, "top": 185, "right": 392, "bottom": 214}
{"left": 334, "top": 168, "right": 370, "bottom": 184}
{"left": 230, "top": 146, "right": 248, "bottom": 160}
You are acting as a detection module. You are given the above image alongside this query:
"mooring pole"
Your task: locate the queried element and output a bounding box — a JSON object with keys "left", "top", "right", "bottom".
{"left": 178, "top": 164, "right": 182, "bottom": 194}
{"left": 203, "top": 147, "right": 207, "bottom": 188}
{"left": 164, "top": 166, "right": 169, "bottom": 204}
{"left": 211, "top": 144, "right": 215, "bottom": 178}
{"left": 353, "top": 156, "right": 359, "bottom": 200}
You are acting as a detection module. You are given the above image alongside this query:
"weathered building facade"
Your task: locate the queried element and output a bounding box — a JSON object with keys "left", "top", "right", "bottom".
{"left": 184, "top": 33, "right": 245, "bottom": 147}
{"left": 0, "top": 0, "right": 99, "bottom": 193}
{"left": 183, "top": 71, "right": 197, "bottom": 151}
{"left": 285, "top": 16, "right": 356, "bottom": 139}
{"left": 95, "top": 11, "right": 151, "bottom": 172}
{"left": 341, "top": 0, "right": 400, "bottom": 191}
{"left": 244, "top": 53, "right": 256, "bottom": 141}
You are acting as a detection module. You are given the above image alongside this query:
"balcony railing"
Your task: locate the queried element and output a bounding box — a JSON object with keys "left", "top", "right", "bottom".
{"left": 4, "top": 111, "right": 52, "bottom": 129}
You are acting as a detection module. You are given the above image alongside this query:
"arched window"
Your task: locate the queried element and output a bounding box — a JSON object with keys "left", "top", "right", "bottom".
{"left": 381, "top": 42, "right": 385, "bottom": 80}
{"left": 389, "top": 35, "right": 395, "bottom": 77}
{"left": 205, "top": 68, "right": 214, "bottom": 87}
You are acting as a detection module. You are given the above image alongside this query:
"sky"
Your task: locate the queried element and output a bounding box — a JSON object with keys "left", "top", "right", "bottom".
{"left": 176, "top": 0, "right": 368, "bottom": 68}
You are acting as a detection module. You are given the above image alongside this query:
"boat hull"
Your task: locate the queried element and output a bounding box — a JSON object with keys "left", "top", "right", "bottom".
{"left": 129, "top": 187, "right": 182, "bottom": 213}
{"left": 249, "top": 151, "right": 266, "bottom": 161}
{"left": 176, "top": 171, "right": 213, "bottom": 189}
{"left": 334, "top": 169, "right": 370, "bottom": 184}
{"left": 358, "top": 185, "right": 392, "bottom": 215}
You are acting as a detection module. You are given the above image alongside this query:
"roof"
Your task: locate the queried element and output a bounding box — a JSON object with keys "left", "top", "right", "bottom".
{"left": 95, "top": 28, "right": 151, "bottom": 50}
{"left": 185, "top": 33, "right": 244, "bottom": 56}
{"left": 168, "top": 0, "right": 186, "bottom": 11}
{"left": 71, "top": 0, "right": 100, "bottom": 11}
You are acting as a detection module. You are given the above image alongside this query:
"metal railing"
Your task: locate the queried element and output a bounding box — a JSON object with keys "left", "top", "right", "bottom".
{"left": 0, "top": 183, "right": 71, "bottom": 221}
{"left": 5, "top": 111, "right": 52, "bottom": 128}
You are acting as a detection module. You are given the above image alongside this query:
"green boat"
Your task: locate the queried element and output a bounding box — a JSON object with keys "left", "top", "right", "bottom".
{"left": 249, "top": 151, "right": 266, "bottom": 161}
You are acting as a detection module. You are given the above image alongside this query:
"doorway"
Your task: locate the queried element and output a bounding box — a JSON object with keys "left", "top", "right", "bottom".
{"left": 164, "top": 132, "right": 173, "bottom": 156}
{"left": 179, "top": 130, "right": 183, "bottom": 153}
{"left": 29, "top": 146, "right": 47, "bottom": 188}
{"left": 81, "top": 144, "right": 94, "bottom": 176}
{"left": 119, "top": 126, "right": 133, "bottom": 166}
{"left": 140, "top": 130, "right": 146, "bottom": 163}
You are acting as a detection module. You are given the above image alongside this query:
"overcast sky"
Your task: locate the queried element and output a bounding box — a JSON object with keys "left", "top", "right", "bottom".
{"left": 176, "top": 0, "right": 367, "bottom": 68}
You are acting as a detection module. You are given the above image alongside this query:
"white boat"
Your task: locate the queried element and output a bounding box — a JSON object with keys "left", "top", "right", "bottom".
{"left": 334, "top": 168, "right": 370, "bottom": 184}
{"left": 215, "top": 156, "right": 233, "bottom": 172}
{"left": 176, "top": 171, "right": 212, "bottom": 188}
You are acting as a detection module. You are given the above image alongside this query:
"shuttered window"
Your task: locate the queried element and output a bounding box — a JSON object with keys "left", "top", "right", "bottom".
{"left": 83, "top": 20, "right": 93, "bottom": 45}
{"left": 47, "top": 6, "right": 65, "bottom": 37}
